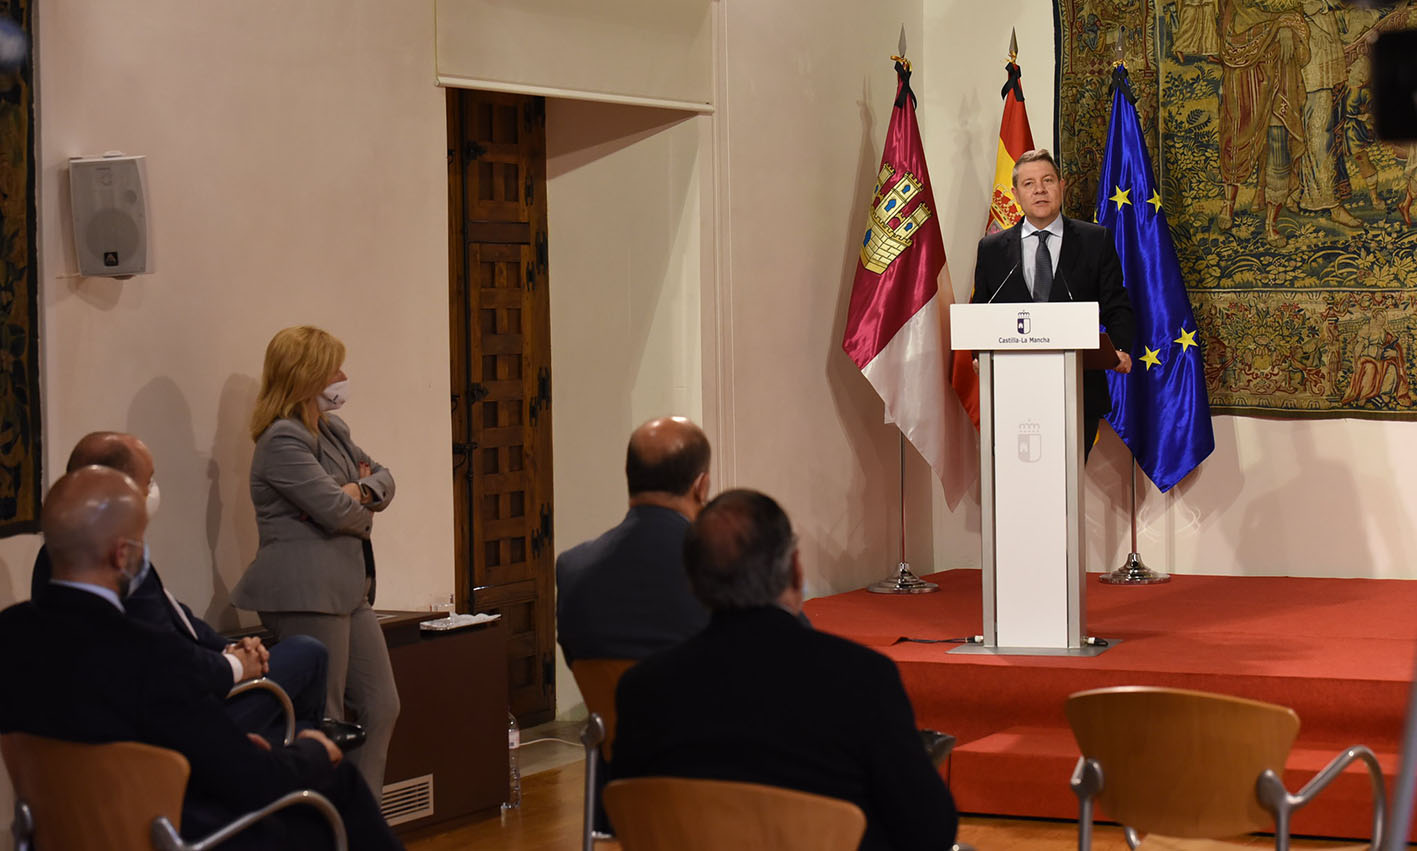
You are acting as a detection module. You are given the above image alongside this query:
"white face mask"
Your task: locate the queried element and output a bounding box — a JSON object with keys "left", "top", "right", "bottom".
{"left": 145, "top": 480, "right": 161, "bottom": 518}
{"left": 118, "top": 539, "right": 149, "bottom": 599}
{"left": 318, "top": 379, "right": 350, "bottom": 412}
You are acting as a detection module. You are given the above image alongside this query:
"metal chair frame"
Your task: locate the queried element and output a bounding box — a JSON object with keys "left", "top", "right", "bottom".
{"left": 1069, "top": 686, "right": 1386, "bottom": 850}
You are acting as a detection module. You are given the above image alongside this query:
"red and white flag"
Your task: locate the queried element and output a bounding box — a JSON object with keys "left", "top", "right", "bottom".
{"left": 842, "top": 59, "right": 976, "bottom": 509}
{"left": 952, "top": 48, "right": 1036, "bottom": 428}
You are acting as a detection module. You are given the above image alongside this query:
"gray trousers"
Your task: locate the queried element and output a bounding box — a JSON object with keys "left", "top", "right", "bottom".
{"left": 260, "top": 595, "right": 401, "bottom": 798}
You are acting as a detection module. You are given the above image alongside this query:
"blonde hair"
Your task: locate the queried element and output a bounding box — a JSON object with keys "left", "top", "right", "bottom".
{"left": 250, "top": 326, "right": 346, "bottom": 440}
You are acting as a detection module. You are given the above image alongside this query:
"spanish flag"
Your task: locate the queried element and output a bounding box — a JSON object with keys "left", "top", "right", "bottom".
{"left": 952, "top": 40, "right": 1036, "bottom": 427}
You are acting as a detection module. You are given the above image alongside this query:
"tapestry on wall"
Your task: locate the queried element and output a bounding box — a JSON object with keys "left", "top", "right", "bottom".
{"left": 1056, "top": 0, "right": 1417, "bottom": 418}
{"left": 0, "top": 0, "right": 41, "bottom": 535}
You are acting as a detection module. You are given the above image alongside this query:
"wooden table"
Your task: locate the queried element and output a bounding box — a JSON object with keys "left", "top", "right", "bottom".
{"left": 379, "top": 611, "right": 509, "bottom": 832}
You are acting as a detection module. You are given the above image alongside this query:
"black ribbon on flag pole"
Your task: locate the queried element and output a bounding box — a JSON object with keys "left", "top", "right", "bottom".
{"left": 892, "top": 59, "right": 916, "bottom": 109}
{"left": 1001, "top": 62, "right": 1025, "bottom": 102}
{"left": 1108, "top": 63, "right": 1138, "bottom": 106}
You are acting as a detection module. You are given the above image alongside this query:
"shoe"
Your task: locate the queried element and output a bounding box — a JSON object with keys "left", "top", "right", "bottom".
{"left": 919, "top": 729, "right": 956, "bottom": 767}
{"left": 318, "top": 718, "right": 367, "bottom": 752}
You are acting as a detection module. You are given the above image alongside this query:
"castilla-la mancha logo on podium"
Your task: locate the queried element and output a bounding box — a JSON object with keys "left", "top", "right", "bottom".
{"left": 1017, "top": 310, "right": 1031, "bottom": 335}
{"left": 1017, "top": 421, "right": 1042, "bottom": 463}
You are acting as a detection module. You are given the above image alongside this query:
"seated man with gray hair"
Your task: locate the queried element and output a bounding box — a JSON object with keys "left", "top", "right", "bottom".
{"left": 609, "top": 488, "right": 958, "bottom": 851}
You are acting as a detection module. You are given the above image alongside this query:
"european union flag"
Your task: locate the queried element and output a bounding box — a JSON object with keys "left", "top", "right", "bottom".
{"left": 1098, "top": 65, "right": 1214, "bottom": 492}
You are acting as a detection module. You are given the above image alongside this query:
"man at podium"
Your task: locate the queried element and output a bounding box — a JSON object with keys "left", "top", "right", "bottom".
{"left": 973, "top": 148, "right": 1135, "bottom": 456}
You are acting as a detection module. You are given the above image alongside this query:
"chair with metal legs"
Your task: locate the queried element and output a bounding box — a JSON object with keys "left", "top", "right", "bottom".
{"left": 1066, "top": 685, "right": 1385, "bottom": 850}
{"left": 2, "top": 731, "right": 346, "bottom": 851}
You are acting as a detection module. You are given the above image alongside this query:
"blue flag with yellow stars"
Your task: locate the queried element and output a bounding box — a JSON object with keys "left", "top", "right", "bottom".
{"left": 1098, "top": 64, "right": 1213, "bottom": 492}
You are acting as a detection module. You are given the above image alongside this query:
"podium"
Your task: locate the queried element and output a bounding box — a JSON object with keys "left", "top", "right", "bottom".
{"left": 950, "top": 302, "right": 1112, "bottom": 655}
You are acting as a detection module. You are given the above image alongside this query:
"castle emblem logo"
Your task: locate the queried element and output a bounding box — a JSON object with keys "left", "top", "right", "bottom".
{"left": 1017, "top": 421, "right": 1042, "bottom": 463}
{"left": 859, "top": 164, "right": 934, "bottom": 274}
{"left": 1017, "top": 310, "right": 1031, "bottom": 335}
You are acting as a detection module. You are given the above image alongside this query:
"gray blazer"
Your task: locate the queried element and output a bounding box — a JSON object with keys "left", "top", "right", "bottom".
{"left": 231, "top": 414, "right": 395, "bottom": 615}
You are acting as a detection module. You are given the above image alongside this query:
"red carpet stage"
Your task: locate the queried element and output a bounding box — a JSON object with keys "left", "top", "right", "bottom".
{"left": 803, "top": 570, "right": 1417, "bottom": 839}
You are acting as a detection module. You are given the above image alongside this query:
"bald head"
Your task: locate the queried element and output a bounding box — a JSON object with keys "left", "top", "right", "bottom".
{"left": 42, "top": 466, "right": 147, "bottom": 586}
{"left": 626, "top": 417, "right": 710, "bottom": 500}
{"left": 66, "top": 432, "right": 154, "bottom": 490}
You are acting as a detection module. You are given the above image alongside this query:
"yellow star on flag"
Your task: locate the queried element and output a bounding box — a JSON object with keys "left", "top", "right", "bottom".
{"left": 1140, "top": 346, "right": 1162, "bottom": 370}
{"left": 1109, "top": 186, "right": 1131, "bottom": 210}
{"left": 1174, "top": 327, "right": 1198, "bottom": 353}
{"left": 1147, "top": 190, "right": 1163, "bottom": 214}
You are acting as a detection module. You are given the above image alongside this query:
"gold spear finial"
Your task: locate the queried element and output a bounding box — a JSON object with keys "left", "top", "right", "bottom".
{"left": 1009, "top": 28, "right": 1018, "bottom": 63}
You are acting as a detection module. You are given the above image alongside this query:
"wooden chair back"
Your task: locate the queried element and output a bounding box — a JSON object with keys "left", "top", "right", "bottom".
{"left": 570, "top": 658, "right": 635, "bottom": 761}
{"left": 1, "top": 732, "right": 190, "bottom": 850}
{"left": 1066, "top": 686, "right": 1300, "bottom": 839}
{"left": 604, "top": 777, "right": 866, "bottom": 851}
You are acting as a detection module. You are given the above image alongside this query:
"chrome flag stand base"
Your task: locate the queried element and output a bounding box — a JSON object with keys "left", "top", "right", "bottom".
{"left": 869, "top": 562, "right": 939, "bottom": 594}
{"left": 1100, "top": 551, "right": 1170, "bottom": 585}
{"left": 1099, "top": 460, "right": 1170, "bottom": 585}
{"left": 868, "top": 435, "right": 939, "bottom": 594}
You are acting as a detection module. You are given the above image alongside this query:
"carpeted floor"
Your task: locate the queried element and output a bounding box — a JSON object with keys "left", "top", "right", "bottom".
{"left": 804, "top": 569, "right": 1417, "bottom": 839}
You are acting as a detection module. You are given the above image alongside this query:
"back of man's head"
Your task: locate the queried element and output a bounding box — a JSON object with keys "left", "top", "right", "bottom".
{"left": 42, "top": 465, "right": 146, "bottom": 582}
{"left": 684, "top": 489, "right": 796, "bottom": 611}
{"left": 625, "top": 417, "right": 710, "bottom": 498}
{"left": 66, "top": 431, "right": 151, "bottom": 486}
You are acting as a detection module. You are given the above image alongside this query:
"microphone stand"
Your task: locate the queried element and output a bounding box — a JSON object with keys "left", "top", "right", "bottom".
{"left": 868, "top": 433, "right": 939, "bottom": 594}
{"left": 1099, "top": 458, "right": 1170, "bottom": 585}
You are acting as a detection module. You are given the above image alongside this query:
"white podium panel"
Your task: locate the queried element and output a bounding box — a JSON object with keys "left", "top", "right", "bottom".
{"left": 951, "top": 302, "right": 1097, "bottom": 654}
{"left": 992, "top": 353, "right": 1069, "bottom": 648}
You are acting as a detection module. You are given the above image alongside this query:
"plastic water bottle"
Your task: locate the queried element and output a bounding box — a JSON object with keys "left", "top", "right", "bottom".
{"left": 503, "top": 711, "right": 521, "bottom": 810}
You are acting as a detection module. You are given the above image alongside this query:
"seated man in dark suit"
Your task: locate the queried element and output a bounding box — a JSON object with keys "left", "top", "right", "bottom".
{"left": 555, "top": 416, "right": 712, "bottom": 664}
{"left": 610, "top": 489, "right": 959, "bottom": 851}
{"left": 0, "top": 466, "right": 402, "bottom": 851}
{"left": 31, "top": 431, "right": 335, "bottom": 745}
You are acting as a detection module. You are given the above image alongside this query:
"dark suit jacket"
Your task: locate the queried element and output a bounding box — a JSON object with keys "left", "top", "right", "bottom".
{"left": 610, "top": 607, "right": 958, "bottom": 851}
{"left": 0, "top": 586, "right": 334, "bottom": 826}
{"left": 555, "top": 505, "right": 710, "bottom": 664}
{"left": 32, "top": 546, "right": 235, "bottom": 699}
{"left": 973, "top": 216, "right": 1136, "bottom": 424}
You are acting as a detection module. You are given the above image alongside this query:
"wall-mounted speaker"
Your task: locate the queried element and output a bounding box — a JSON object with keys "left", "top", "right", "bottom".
{"left": 69, "top": 153, "right": 150, "bottom": 278}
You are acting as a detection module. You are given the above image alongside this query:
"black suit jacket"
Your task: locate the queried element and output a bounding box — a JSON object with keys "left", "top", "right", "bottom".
{"left": 609, "top": 607, "right": 958, "bottom": 851}
{"left": 973, "top": 216, "right": 1136, "bottom": 424}
{"left": 32, "top": 546, "right": 235, "bottom": 698}
{"left": 555, "top": 505, "right": 710, "bottom": 664}
{"left": 0, "top": 585, "right": 334, "bottom": 824}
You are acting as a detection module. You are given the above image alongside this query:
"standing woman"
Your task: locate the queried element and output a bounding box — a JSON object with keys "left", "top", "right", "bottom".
{"left": 232, "top": 325, "right": 400, "bottom": 795}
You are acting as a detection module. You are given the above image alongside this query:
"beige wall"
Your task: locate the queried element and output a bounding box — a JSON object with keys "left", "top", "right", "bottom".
{"left": 0, "top": 0, "right": 455, "bottom": 832}
{"left": 545, "top": 99, "right": 708, "bottom": 715}
{"left": 12, "top": 0, "right": 455, "bottom": 616}
{"left": 712, "top": 0, "right": 936, "bottom": 598}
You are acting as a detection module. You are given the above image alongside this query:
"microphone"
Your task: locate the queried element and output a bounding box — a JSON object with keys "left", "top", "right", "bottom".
{"left": 1056, "top": 268, "right": 1075, "bottom": 302}
{"left": 985, "top": 262, "right": 1020, "bottom": 304}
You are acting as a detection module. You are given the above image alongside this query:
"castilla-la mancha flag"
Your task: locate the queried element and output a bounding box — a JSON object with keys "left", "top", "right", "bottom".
{"left": 951, "top": 52, "right": 1036, "bottom": 428}
{"left": 842, "top": 60, "right": 976, "bottom": 509}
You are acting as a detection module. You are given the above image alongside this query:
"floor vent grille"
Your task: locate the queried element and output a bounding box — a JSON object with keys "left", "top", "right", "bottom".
{"left": 380, "top": 774, "right": 434, "bottom": 826}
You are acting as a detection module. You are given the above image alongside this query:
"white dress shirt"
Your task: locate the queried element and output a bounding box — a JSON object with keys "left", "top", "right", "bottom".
{"left": 1020, "top": 215, "right": 1064, "bottom": 299}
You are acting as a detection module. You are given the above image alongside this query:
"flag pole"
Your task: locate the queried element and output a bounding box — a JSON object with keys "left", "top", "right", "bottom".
{"left": 868, "top": 432, "right": 939, "bottom": 594}
{"left": 1100, "top": 458, "right": 1170, "bottom": 585}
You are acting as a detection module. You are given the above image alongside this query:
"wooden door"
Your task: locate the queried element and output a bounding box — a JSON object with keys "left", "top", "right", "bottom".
{"left": 448, "top": 90, "right": 555, "bottom": 724}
